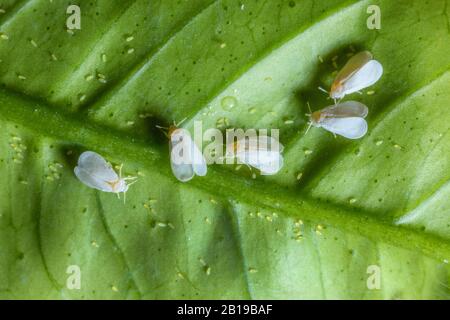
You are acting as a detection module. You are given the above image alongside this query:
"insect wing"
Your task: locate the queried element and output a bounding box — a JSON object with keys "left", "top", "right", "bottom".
{"left": 236, "top": 136, "right": 284, "bottom": 153}
{"left": 262, "top": 135, "right": 284, "bottom": 153}
{"left": 74, "top": 151, "right": 118, "bottom": 192}
{"left": 254, "top": 150, "right": 284, "bottom": 175}
{"left": 341, "top": 60, "right": 383, "bottom": 95}
{"left": 334, "top": 51, "right": 373, "bottom": 84}
{"left": 74, "top": 166, "right": 114, "bottom": 192}
{"left": 235, "top": 136, "right": 284, "bottom": 175}
{"left": 321, "top": 117, "right": 368, "bottom": 139}
{"left": 191, "top": 138, "right": 207, "bottom": 177}
{"left": 77, "top": 151, "right": 118, "bottom": 181}
{"left": 322, "top": 101, "right": 368, "bottom": 118}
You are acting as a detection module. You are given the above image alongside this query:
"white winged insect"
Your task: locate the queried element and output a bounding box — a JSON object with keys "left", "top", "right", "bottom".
{"left": 225, "top": 135, "right": 284, "bottom": 175}
{"left": 162, "top": 123, "right": 207, "bottom": 182}
{"left": 322, "top": 51, "right": 383, "bottom": 101}
{"left": 74, "top": 151, "right": 137, "bottom": 201}
{"left": 306, "top": 101, "right": 369, "bottom": 139}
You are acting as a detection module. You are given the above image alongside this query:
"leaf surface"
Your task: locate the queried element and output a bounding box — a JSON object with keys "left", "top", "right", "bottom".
{"left": 0, "top": 0, "right": 449, "bottom": 299}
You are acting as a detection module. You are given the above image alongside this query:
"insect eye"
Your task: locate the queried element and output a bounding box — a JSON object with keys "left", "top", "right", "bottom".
{"left": 311, "top": 112, "right": 321, "bottom": 122}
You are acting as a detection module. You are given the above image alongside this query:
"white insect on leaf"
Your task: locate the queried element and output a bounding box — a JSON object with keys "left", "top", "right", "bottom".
{"left": 307, "top": 101, "right": 369, "bottom": 139}
{"left": 74, "top": 151, "right": 137, "bottom": 200}
{"left": 330, "top": 51, "right": 383, "bottom": 101}
{"left": 226, "top": 135, "right": 284, "bottom": 175}
{"left": 164, "top": 123, "right": 207, "bottom": 182}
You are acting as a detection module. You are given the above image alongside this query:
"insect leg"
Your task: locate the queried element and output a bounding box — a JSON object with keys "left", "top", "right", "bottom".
{"left": 304, "top": 122, "right": 313, "bottom": 136}
{"left": 175, "top": 118, "right": 188, "bottom": 127}
{"left": 118, "top": 163, "right": 124, "bottom": 179}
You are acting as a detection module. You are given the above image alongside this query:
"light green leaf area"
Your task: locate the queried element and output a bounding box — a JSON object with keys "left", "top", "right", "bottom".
{"left": 0, "top": 0, "right": 449, "bottom": 299}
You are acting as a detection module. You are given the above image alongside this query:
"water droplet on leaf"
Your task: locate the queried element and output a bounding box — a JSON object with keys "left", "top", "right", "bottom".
{"left": 221, "top": 96, "right": 237, "bottom": 111}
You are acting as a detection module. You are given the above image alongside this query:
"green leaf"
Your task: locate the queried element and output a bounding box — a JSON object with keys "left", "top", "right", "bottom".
{"left": 0, "top": 0, "right": 449, "bottom": 299}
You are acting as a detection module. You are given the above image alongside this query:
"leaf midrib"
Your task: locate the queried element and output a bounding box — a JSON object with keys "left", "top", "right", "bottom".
{"left": 0, "top": 87, "right": 449, "bottom": 263}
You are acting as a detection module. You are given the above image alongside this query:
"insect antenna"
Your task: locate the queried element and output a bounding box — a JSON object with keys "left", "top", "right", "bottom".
{"left": 116, "top": 163, "right": 129, "bottom": 185}
{"left": 318, "top": 86, "right": 333, "bottom": 102}
{"left": 175, "top": 117, "right": 188, "bottom": 127}
{"left": 156, "top": 125, "right": 170, "bottom": 138}
{"left": 157, "top": 118, "right": 188, "bottom": 138}
{"left": 304, "top": 122, "right": 313, "bottom": 136}
{"left": 126, "top": 179, "right": 138, "bottom": 186}
{"left": 318, "top": 86, "right": 328, "bottom": 94}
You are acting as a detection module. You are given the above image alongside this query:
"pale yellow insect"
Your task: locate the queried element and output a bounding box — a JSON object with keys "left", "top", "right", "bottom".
{"left": 74, "top": 151, "right": 137, "bottom": 201}
{"left": 325, "top": 51, "right": 383, "bottom": 101}
{"left": 306, "top": 101, "right": 369, "bottom": 139}
{"left": 158, "top": 120, "right": 207, "bottom": 182}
